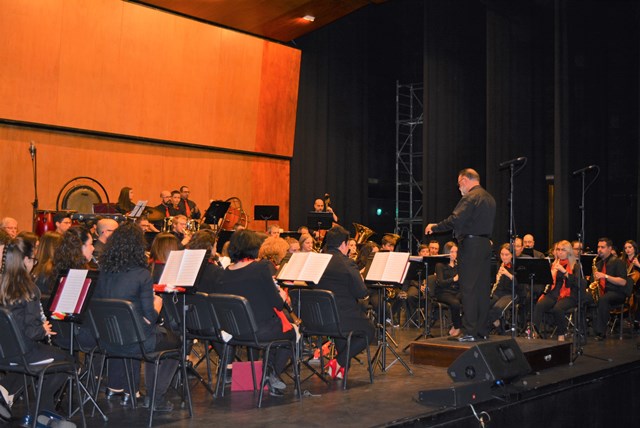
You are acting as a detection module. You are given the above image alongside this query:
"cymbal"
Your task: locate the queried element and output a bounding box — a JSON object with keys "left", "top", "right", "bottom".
{"left": 144, "top": 207, "right": 164, "bottom": 221}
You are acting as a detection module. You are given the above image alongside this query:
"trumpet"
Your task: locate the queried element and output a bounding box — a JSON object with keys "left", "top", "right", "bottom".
{"left": 588, "top": 256, "right": 602, "bottom": 304}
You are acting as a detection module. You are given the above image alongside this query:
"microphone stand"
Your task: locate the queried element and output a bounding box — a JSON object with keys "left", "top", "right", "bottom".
{"left": 30, "top": 142, "right": 39, "bottom": 232}
{"left": 501, "top": 158, "right": 526, "bottom": 338}
{"left": 571, "top": 166, "right": 609, "bottom": 364}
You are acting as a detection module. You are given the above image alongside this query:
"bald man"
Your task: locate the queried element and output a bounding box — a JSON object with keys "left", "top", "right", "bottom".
{"left": 93, "top": 218, "right": 119, "bottom": 260}
{"left": 522, "top": 234, "right": 545, "bottom": 258}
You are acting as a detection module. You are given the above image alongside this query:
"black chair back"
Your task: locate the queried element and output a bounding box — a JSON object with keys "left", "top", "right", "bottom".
{"left": 298, "top": 289, "right": 341, "bottom": 335}
{"left": 89, "top": 298, "right": 146, "bottom": 354}
{"left": 209, "top": 294, "right": 259, "bottom": 343}
{"left": 185, "top": 292, "right": 220, "bottom": 337}
{"left": 0, "top": 307, "right": 29, "bottom": 363}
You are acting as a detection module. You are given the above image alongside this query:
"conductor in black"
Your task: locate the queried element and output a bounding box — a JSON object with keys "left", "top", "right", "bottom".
{"left": 425, "top": 168, "right": 496, "bottom": 342}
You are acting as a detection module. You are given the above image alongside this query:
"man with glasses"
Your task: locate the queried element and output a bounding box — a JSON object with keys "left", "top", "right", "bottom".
{"left": 53, "top": 212, "right": 73, "bottom": 235}
{"left": 425, "top": 168, "right": 496, "bottom": 342}
{"left": 179, "top": 185, "right": 201, "bottom": 220}
{"left": 0, "top": 217, "right": 18, "bottom": 239}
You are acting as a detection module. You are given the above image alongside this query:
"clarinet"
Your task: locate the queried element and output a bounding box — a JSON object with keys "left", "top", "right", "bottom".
{"left": 39, "top": 300, "right": 52, "bottom": 345}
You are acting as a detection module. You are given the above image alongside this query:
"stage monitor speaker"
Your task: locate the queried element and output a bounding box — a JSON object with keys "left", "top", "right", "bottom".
{"left": 418, "top": 380, "right": 493, "bottom": 407}
{"left": 448, "top": 339, "right": 531, "bottom": 383}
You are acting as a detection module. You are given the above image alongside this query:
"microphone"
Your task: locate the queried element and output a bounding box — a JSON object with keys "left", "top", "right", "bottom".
{"left": 29, "top": 141, "right": 36, "bottom": 159}
{"left": 499, "top": 157, "right": 526, "bottom": 168}
{"left": 571, "top": 165, "right": 597, "bottom": 176}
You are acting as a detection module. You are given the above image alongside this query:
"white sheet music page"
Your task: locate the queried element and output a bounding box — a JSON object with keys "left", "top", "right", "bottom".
{"left": 159, "top": 249, "right": 206, "bottom": 287}
{"left": 277, "top": 252, "right": 308, "bottom": 281}
{"left": 383, "top": 252, "right": 410, "bottom": 283}
{"left": 298, "top": 253, "right": 332, "bottom": 284}
{"left": 365, "top": 252, "right": 390, "bottom": 281}
{"left": 176, "top": 249, "right": 206, "bottom": 286}
{"left": 54, "top": 269, "right": 88, "bottom": 314}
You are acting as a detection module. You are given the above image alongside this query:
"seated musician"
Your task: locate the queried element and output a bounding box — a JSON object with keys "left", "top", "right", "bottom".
{"left": 53, "top": 212, "right": 73, "bottom": 235}
{"left": 315, "top": 226, "right": 375, "bottom": 380}
{"left": 299, "top": 233, "right": 315, "bottom": 253}
{"left": 149, "top": 233, "right": 179, "bottom": 284}
{"left": 593, "top": 237, "right": 630, "bottom": 340}
{"left": 532, "top": 240, "right": 584, "bottom": 341}
{"left": 487, "top": 243, "right": 521, "bottom": 334}
{"left": 178, "top": 185, "right": 201, "bottom": 219}
{"left": 621, "top": 240, "right": 640, "bottom": 329}
{"left": 435, "top": 241, "right": 463, "bottom": 337}
{"left": 210, "top": 230, "right": 295, "bottom": 396}
{"left": 168, "top": 190, "right": 186, "bottom": 217}
{"left": 115, "top": 186, "right": 136, "bottom": 215}
{"left": 170, "top": 214, "right": 191, "bottom": 248}
{"left": 186, "top": 230, "right": 222, "bottom": 293}
{"left": 0, "top": 237, "right": 75, "bottom": 425}
{"left": 94, "top": 222, "right": 179, "bottom": 410}
{"left": 92, "top": 218, "right": 119, "bottom": 261}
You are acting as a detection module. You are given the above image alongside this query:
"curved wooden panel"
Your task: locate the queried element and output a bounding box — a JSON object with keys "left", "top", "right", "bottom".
{"left": 0, "top": 0, "right": 299, "bottom": 157}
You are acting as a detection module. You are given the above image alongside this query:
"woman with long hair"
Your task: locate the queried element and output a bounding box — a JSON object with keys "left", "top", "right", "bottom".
{"left": 0, "top": 237, "right": 73, "bottom": 423}
{"left": 115, "top": 186, "right": 135, "bottom": 215}
{"left": 487, "top": 243, "right": 521, "bottom": 334}
{"left": 32, "top": 231, "right": 63, "bottom": 294}
{"left": 94, "top": 222, "right": 179, "bottom": 411}
{"left": 51, "top": 226, "right": 94, "bottom": 292}
{"left": 533, "top": 240, "right": 585, "bottom": 341}
{"left": 621, "top": 240, "right": 640, "bottom": 328}
{"left": 435, "top": 241, "right": 463, "bottom": 337}
{"left": 148, "top": 233, "right": 179, "bottom": 284}
{"left": 299, "top": 233, "right": 315, "bottom": 253}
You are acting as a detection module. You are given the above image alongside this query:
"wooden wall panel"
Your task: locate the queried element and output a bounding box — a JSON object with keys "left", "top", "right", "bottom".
{"left": 0, "top": 0, "right": 300, "bottom": 156}
{"left": 0, "top": 125, "right": 290, "bottom": 234}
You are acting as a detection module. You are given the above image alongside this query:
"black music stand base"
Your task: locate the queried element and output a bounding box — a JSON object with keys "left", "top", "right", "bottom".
{"left": 371, "top": 288, "right": 413, "bottom": 375}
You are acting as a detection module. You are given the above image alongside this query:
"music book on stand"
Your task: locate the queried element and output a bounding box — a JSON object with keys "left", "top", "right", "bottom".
{"left": 129, "top": 200, "right": 148, "bottom": 219}
{"left": 364, "top": 252, "right": 411, "bottom": 284}
{"left": 276, "top": 252, "right": 332, "bottom": 284}
{"left": 159, "top": 249, "right": 207, "bottom": 288}
{"left": 47, "top": 269, "right": 97, "bottom": 320}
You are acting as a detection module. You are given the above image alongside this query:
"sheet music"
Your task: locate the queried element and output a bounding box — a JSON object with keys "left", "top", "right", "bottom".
{"left": 129, "top": 200, "right": 148, "bottom": 218}
{"left": 52, "top": 269, "right": 88, "bottom": 314}
{"left": 366, "top": 252, "right": 410, "bottom": 283}
{"left": 159, "top": 249, "right": 206, "bottom": 286}
{"left": 277, "top": 252, "right": 332, "bottom": 284}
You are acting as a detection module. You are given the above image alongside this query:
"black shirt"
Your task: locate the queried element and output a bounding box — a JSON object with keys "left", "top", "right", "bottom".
{"left": 433, "top": 184, "right": 496, "bottom": 240}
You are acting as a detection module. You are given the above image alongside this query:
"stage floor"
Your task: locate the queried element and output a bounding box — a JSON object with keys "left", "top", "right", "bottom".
{"left": 7, "top": 327, "right": 640, "bottom": 427}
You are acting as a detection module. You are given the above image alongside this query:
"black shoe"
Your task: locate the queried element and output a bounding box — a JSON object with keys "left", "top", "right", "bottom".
{"left": 267, "top": 383, "right": 284, "bottom": 397}
{"left": 458, "top": 335, "right": 476, "bottom": 342}
{"left": 594, "top": 334, "right": 606, "bottom": 341}
{"left": 267, "top": 367, "right": 286, "bottom": 391}
{"left": 120, "top": 391, "right": 142, "bottom": 406}
{"left": 141, "top": 396, "right": 173, "bottom": 412}
{"left": 105, "top": 388, "right": 125, "bottom": 400}
{"left": 476, "top": 335, "right": 489, "bottom": 341}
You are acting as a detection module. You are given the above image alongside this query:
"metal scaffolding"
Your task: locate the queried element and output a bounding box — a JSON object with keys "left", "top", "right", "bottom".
{"left": 395, "top": 81, "right": 424, "bottom": 253}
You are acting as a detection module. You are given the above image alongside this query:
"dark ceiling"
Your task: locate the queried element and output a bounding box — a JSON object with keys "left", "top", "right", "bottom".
{"left": 130, "top": 0, "right": 387, "bottom": 43}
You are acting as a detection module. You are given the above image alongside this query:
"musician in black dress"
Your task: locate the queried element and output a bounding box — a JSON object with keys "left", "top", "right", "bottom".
{"left": 487, "top": 243, "right": 520, "bottom": 334}
{"left": 210, "top": 230, "right": 294, "bottom": 396}
{"left": 532, "top": 240, "right": 583, "bottom": 341}
{"left": 94, "top": 222, "right": 179, "bottom": 411}
{"left": 426, "top": 168, "right": 496, "bottom": 342}
{"left": 0, "top": 237, "right": 73, "bottom": 419}
{"left": 593, "top": 237, "right": 629, "bottom": 340}
{"left": 434, "top": 242, "right": 463, "bottom": 337}
{"left": 621, "top": 240, "right": 640, "bottom": 328}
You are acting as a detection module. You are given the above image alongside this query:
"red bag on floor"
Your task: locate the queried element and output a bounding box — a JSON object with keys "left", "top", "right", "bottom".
{"left": 231, "top": 361, "right": 268, "bottom": 391}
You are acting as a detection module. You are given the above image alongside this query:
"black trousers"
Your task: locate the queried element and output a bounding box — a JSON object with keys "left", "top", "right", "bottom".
{"left": 533, "top": 295, "right": 577, "bottom": 336}
{"left": 595, "top": 290, "right": 626, "bottom": 336}
{"left": 458, "top": 237, "right": 492, "bottom": 337}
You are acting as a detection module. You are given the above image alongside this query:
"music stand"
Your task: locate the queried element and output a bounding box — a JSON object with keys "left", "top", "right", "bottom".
{"left": 46, "top": 269, "right": 107, "bottom": 421}
{"left": 364, "top": 253, "right": 413, "bottom": 376}
{"left": 254, "top": 205, "right": 279, "bottom": 232}
{"left": 203, "top": 200, "right": 231, "bottom": 226}
{"left": 402, "top": 255, "right": 449, "bottom": 351}
{"left": 307, "top": 212, "right": 333, "bottom": 231}
{"left": 401, "top": 258, "right": 427, "bottom": 329}
{"left": 515, "top": 258, "right": 552, "bottom": 339}
{"left": 280, "top": 231, "right": 302, "bottom": 241}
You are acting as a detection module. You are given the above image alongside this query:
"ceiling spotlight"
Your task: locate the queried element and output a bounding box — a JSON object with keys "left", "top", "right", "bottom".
{"left": 302, "top": 15, "right": 315, "bottom": 22}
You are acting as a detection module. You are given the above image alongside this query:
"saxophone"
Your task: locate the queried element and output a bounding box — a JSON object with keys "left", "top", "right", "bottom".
{"left": 588, "top": 256, "right": 602, "bottom": 304}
